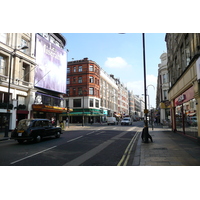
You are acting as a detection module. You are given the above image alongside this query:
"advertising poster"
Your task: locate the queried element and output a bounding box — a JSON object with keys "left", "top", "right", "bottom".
{"left": 35, "top": 34, "right": 67, "bottom": 93}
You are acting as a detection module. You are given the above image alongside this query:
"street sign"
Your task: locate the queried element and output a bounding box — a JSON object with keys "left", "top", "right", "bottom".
{"left": 144, "top": 109, "right": 149, "bottom": 114}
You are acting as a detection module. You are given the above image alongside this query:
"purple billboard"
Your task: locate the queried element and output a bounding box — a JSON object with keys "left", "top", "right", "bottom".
{"left": 35, "top": 34, "right": 67, "bottom": 93}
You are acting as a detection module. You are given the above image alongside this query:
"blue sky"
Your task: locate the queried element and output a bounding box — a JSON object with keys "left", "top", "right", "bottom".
{"left": 62, "top": 33, "right": 167, "bottom": 108}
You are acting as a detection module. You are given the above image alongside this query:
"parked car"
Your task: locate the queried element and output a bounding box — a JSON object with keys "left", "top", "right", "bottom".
{"left": 107, "top": 117, "right": 118, "bottom": 125}
{"left": 11, "top": 119, "right": 62, "bottom": 144}
{"left": 121, "top": 117, "right": 132, "bottom": 125}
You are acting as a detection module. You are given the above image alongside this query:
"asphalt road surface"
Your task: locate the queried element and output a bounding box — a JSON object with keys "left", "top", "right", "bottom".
{"left": 0, "top": 122, "right": 143, "bottom": 166}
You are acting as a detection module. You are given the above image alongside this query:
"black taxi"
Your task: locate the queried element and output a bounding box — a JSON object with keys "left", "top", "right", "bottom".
{"left": 11, "top": 119, "right": 62, "bottom": 144}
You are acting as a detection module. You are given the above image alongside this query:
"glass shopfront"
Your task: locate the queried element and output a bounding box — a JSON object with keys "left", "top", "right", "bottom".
{"left": 174, "top": 86, "right": 198, "bottom": 138}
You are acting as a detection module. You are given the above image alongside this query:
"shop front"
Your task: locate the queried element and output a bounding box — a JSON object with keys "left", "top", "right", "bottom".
{"left": 32, "top": 104, "right": 68, "bottom": 126}
{"left": 69, "top": 108, "right": 103, "bottom": 124}
{"left": 174, "top": 86, "right": 198, "bottom": 138}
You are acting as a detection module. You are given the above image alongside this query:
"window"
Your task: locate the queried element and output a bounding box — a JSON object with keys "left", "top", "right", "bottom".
{"left": 0, "top": 55, "right": 6, "bottom": 75}
{"left": 67, "top": 78, "right": 70, "bottom": 84}
{"left": 73, "top": 99, "right": 81, "bottom": 107}
{"left": 21, "top": 38, "right": 29, "bottom": 54}
{"left": 22, "top": 62, "right": 29, "bottom": 83}
{"left": 0, "top": 33, "right": 7, "bottom": 44}
{"left": 17, "top": 96, "right": 25, "bottom": 105}
{"left": 67, "top": 68, "right": 70, "bottom": 73}
{"left": 73, "top": 77, "right": 76, "bottom": 83}
{"left": 73, "top": 88, "right": 76, "bottom": 95}
{"left": 78, "top": 66, "right": 82, "bottom": 72}
{"left": 163, "top": 90, "right": 168, "bottom": 100}
{"left": 78, "top": 77, "right": 82, "bottom": 83}
{"left": 78, "top": 87, "right": 82, "bottom": 95}
{"left": 90, "top": 99, "right": 94, "bottom": 107}
{"left": 43, "top": 33, "right": 49, "bottom": 40}
{"left": 89, "top": 76, "right": 94, "bottom": 83}
{"left": 89, "top": 87, "right": 94, "bottom": 95}
{"left": 66, "top": 99, "right": 69, "bottom": 107}
{"left": 89, "top": 65, "right": 94, "bottom": 71}
{"left": 163, "top": 74, "right": 166, "bottom": 83}
{"left": 73, "top": 67, "right": 76, "bottom": 72}
{"left": 95, "top": 99, "right": 99, "bottom": 108}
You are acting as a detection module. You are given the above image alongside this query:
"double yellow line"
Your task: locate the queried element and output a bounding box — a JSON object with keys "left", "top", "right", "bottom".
{"left": 117, "top": 131, "right": 140, "bottom": 166}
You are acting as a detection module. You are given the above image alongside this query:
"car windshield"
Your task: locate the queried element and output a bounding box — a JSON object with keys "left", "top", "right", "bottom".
{"left": 17, "top": 119, "right": 33, "bottom": 130}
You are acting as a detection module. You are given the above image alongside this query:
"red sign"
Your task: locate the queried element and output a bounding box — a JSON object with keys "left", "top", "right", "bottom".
{"left": 174, "top": 86, "right": 194, "bottom": 106}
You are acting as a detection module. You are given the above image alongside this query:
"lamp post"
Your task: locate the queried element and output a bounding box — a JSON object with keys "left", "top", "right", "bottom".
{"left": 4, "top": 45, "right": 28, "bottom": 137}
{"left": 142, "top": 33, "right": 149, "bottom": 143}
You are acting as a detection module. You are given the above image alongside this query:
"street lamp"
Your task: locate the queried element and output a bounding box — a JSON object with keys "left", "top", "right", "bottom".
{"left": 142, "top": 33, "right": 149, "bottom": 143}
{"left": 4, "top": 45, "right": 29, "bottom": 137}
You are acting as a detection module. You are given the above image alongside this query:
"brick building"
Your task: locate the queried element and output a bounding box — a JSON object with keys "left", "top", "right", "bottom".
{"left": 66, "top": 58, "right": 102, "bottom": 124}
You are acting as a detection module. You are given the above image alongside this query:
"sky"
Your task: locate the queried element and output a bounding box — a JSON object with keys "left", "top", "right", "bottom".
{"left": 62, "top": 33, "right": 167, "bottom": 108}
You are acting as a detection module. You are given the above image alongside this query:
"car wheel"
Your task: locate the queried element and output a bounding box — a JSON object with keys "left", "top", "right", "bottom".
{"left": 55, "top": 131, "right": 61, "bottom": 138}
{"left": 17, "top": 139, "right": 25, "bottom": 144}
{"left": 34, "top": 135, "right": 41, "bottom": 143}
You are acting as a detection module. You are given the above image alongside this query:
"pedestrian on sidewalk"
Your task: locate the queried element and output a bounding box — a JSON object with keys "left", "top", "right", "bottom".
{"left": 141, "top": 125, "right": 153, "bottom": 143}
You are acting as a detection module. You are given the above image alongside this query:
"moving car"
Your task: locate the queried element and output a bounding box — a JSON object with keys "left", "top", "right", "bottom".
{"left": 107, "top": 117, "right": 118, "bottom": 125}
{"left": 121, "top": 117, "right": 132, "bottom": 125}
{"left": 11, "top": 119, "right": 62, "bottom": 144}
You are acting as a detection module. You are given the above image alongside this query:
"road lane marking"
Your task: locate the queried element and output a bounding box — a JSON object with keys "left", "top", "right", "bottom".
{"left": 10, "top": 146, "right": 57, "bottom": 165}
{"left": 117, "top": 131, "right": 140, "bottom": 166}
{"left": 67, "top": 136, "right": 83, "bottom": 143}
{"left": 63, "top": 127, "right": 136, "bottom": 166}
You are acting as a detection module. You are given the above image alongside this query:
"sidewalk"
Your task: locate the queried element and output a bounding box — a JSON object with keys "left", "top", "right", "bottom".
{"left": 133, "top": 125, "right": 200, "bottom": 166}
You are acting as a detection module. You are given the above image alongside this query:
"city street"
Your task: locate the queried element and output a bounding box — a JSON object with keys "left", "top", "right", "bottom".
{"left": 0, "top": 121, "right": 143, "bottom": 166}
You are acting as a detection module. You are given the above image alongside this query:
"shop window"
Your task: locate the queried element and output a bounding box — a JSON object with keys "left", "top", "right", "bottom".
{"left": 73, "top": 99, "right": 81, "bottom": 107}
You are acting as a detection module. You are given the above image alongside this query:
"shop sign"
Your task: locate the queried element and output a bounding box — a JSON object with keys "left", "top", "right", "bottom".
{"left": 178, "top": 94, "right": 185, "bottom": 102}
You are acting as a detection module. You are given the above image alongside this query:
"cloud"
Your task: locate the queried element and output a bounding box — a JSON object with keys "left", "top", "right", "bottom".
{"left": 104, "top": 57, "right": 131, "bottom": 69}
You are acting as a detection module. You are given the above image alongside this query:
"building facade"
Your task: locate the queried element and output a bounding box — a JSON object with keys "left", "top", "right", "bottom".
{"left": 0, "top": 33, "right": 68, "bottom": 134}
{"left": 66, "top": 58, "right": 102, "bottom": 124}
{"left": 0, "top": 33, "right": 36, "bottom": 132}
{"left": 156, "top": 52, "right": 170, "bottom": 125}
{"left": 165, "top": 33, "right": 200, "bottom": 139}
{"left": 100, "top": 70, "right": 118, "bottom": 121}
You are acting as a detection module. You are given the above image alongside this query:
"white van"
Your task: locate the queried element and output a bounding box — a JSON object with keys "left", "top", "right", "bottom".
{"left": 107, "top": 117, "right": 118, "bottom": 125}
{"left": 121, "top": 117, "right": 132, "bottom": 125}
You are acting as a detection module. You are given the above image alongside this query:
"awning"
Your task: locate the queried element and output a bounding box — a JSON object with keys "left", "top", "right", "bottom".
{"left": 32, "top": 104, "right": 68, "bottom": 113}
{"left": 69, "top": 111, "right": 103, "bottom": 116}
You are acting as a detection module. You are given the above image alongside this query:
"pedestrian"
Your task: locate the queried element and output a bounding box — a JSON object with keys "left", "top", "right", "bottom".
{"left": 90, "top": 118, "right": 93, "bottom": 125}
{"left": 141, "top": 125, "right": 153, "bottom": 143}
{"left": 66, "top": 118, "right": 68, "bottom": 128}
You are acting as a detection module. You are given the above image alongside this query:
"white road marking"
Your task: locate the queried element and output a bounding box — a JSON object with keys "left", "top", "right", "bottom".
{"left": 67, "top": 136, "right": 83, "bottom": 143}
{"left": 10, "top": 146, "right": 57, "bottom": 165}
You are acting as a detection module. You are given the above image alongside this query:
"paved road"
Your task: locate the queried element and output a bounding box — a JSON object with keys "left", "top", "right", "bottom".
{"left": 0, "top": 122, "right": 143, "bottom": 166}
